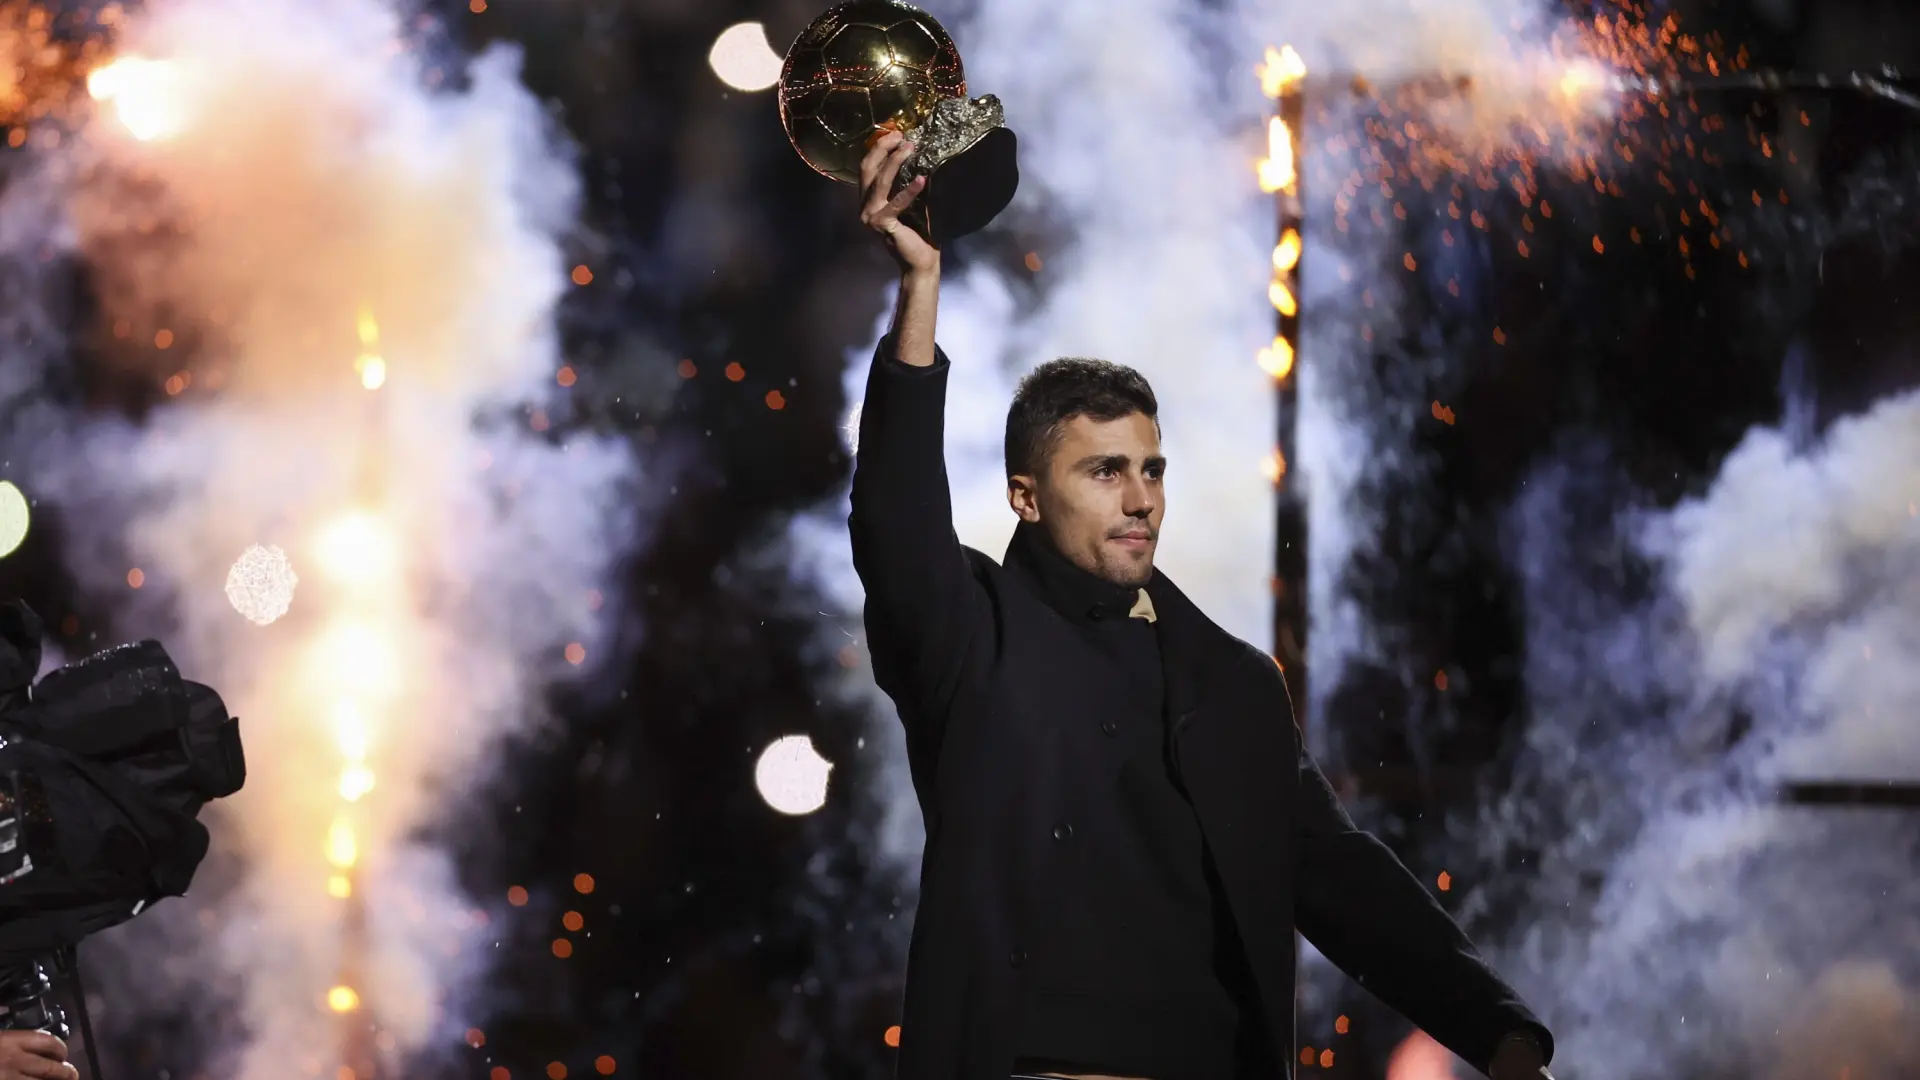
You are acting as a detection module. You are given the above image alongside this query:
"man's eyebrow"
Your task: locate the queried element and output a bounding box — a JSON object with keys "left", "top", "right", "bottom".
{"left": 1070, "top": 453, "right": 1167, "bottom": 471}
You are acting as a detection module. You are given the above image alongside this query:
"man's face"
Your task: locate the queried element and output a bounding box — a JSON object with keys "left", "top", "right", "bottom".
{"left": 1008, "top": 411, "right": 1165, "bottom": 587}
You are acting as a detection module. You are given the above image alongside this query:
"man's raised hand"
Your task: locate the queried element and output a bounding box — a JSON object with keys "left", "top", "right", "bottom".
{"left": 858, "top": 130, "right": 938, "bottom": 276}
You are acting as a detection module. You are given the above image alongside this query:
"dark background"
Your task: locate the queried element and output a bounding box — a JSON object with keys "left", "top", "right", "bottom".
{"left": 2, "top": 0, "right": 1917, "bottom": 1077}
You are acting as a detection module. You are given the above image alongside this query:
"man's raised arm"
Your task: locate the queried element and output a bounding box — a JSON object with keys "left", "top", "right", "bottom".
{"left": 846, "top": 132, "right": 992, "bottom": 771}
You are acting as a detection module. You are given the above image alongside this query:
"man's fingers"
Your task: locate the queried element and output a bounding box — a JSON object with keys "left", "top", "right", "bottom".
{"left": 882, "top": 174, "right": 927, "bottom": 217}
{"left": 862, "top": 138, "right": 918, "bottom": 225}
{"left": 857, "top": 130, "right": 905, "bottom": 203}
{"left": 20, "top": 1034, "right": 65, "bottom": 1062}
{"left": 11, "top": 1057, "right": 77, "bottom": 1080}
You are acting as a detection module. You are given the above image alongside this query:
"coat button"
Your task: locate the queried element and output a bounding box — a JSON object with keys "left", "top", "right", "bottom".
{"left": 1052, "top": 823, "right": 1074, "bottom": 842}
{"left": 1100, "top": 720, "right": 1119, "bottom": 736}
{"left": 1010, "top": 950, "right": 1026, "bottom": 968}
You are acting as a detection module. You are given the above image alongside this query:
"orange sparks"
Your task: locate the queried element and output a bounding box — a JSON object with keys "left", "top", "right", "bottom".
{"left": 1402, "top": 253, "right": 1417, "bottom": 272}
{"left": 765, "top": 389, "right": 787, "bottom": 410}
{"left": 1335, "top": 1015, "right": 1351, "bottom": 1034}
{"left": 594, "top": 1058, "right": 616, "bottom": 1076}
{"left": 570, "top": 264, "right": 593, "bottom": 286}
{"left": 547, "top": 1064, "right": 567, "bottom": 1080}
{"left": 508, "top": 885, "right": 529, "bottom": 906}
{"left": 677, "top": 359, "right": 697, "bottom": 378}
{"left": 470, "top": 0, "right": 488, "bottom": 11}
{"left": 556, "top": 365, "right": 577, "bottom": 387}
{"left": 1437, "top": 870, "right": 1452, "bottom": 891}
{"left": 1592, "top": 235, "right": 1605, "bottom": 253}
{"left": 574, "top": 873, "right": 597, "bottom": 894}
{"left": 1434, "top": 670, "right": 1449, "bottom": 690}
{"left": 724, "top": 362, "right": 745, "bottom": 382}
{"left": 466, "top": 1029, "right": 486, "bottom": 1049}
{"left": 565, "top": 642, "right": 586, "bottom": 665}
{"left": 562, "top": 911, "right": 584, "bottom": 931}
{"left": 1430, "top": 401, "right": 1455, "bottom": 425}
{"left": 1023, "top": 251, "right": 1042, "bottom": 272}
{"left": 127, "top": 567, "right": 145, "bottom": 588}
{"left": 551, "top": 938, "right": 573, "bottom": 958}
{"left": 884, "top": 1025, "right": 903, "bottom": 1047}
{"left": 1492, "top": 327, "right": 1507, "bottom": 345}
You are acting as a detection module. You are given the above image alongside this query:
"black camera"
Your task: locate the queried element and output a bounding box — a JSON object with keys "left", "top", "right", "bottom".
{"left": 0, "top": 601, "right": 246, "bottom": 1073}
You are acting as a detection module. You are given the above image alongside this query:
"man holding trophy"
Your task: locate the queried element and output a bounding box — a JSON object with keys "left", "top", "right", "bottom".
{"left": 787, "top": 4, "right": 1560, "bottom": 1078}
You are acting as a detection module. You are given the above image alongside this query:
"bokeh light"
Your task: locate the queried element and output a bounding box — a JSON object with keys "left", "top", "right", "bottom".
{"left": 754, "top": 734, "right": 832, "bottom": 815}
{"left": 708, "top": 22, "right": 782, "bottom": 92}
{"left": 86, "top": 56, "right": 190, "bottom": 141}
{"left": 0, "top": 480, "right": 28, "bottom": 558}
{"left": 225, "top": 544, "right": 299, "bottom": 625}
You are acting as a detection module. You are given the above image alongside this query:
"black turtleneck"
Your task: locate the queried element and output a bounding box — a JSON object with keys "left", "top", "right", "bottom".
{"left": 1005, "top": 523, "right": 1269, "bottom": 1080}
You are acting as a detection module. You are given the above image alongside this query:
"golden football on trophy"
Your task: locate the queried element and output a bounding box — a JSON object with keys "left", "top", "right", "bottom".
{"left": 778, "top": 0, "right": 1019, "bottom": 244}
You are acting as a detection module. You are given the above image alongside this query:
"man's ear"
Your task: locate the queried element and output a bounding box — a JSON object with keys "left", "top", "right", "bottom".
{"left": 1006, "top": 475, "right": 1041, "bottom": 523}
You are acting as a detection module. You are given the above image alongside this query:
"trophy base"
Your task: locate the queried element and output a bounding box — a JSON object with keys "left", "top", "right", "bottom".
{"left": 912, "top": 127, "right": 1019, "bottom": 246}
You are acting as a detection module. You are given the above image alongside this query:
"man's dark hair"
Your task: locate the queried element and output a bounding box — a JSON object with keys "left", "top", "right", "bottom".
{"left": 1004, "top": 357, "right": 1158, "bottom": 479}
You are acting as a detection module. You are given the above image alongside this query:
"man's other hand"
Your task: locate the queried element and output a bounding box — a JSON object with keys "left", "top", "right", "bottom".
{"left": 1488, "top": 1030, "right": 1553, "bottom": 1080}
{"left": 0, "top": 1030, "right": 76, "bottom": 1080}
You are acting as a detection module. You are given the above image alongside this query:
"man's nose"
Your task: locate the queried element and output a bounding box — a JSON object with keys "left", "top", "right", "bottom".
{"left": 1122, "top": 476, "right": 1156, "bottom": 516}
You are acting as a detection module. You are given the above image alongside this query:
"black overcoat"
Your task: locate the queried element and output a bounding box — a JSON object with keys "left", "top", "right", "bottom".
{"left": 849, "top": 343, "right": 1549, "bottom": 1080}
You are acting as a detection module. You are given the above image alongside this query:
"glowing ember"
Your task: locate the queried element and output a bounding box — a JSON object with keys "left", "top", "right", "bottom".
{"left": 1257, "top": 337, "right": 1295, "bottom": 381}
{"left": 326, "top": 985, "right": 360, "bottom": 1013}
{"left": 1256, "top": 45, "right": 1306, "bottom": 99}
{"left": 1263, "top": 449, "right": 1288, "bottom": 485}
{"left": 313, "top": 512, "right": 397, "bottom": 587}
{"left": 87, "top": 56, "right": 189, "bottom": 141}
{"left": 225, "top": 544, "right": 300, "bottom": 625}
{"left": 325, "top": 817, "right": 357, "bottom": 869}
{"left": 1273, "top": 229, "right": 1302, "bottom": 273}
{"left": 1256, "top": 117, "right": 1296, "bottom": 195}
{"left": 1267, "top": 279, "right": 1298, "bottom": 317}
{"left": 338, "top": 764, "right": 376, "bottom": 801}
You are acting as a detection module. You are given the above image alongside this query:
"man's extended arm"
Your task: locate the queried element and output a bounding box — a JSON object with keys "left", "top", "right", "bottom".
{"left": 846, "top": 132, "right": 992, "bottom": 770}
{"left": 1293, "top": 745, "right": 1553, "bottom": 1078}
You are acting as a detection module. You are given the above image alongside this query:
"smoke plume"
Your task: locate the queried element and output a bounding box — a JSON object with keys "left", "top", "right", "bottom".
{"left": 0, "top": 0, "right": 637, "bottom": 1075}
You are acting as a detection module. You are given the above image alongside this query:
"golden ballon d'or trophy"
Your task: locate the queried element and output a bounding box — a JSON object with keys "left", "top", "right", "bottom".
{"left": 779, "top": 0, "right": 1020, "bottom": 245}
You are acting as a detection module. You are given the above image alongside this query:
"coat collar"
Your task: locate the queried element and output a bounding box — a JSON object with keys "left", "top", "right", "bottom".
{"left": 1002, "top": 522, "right": 1244, "bottom": 717}
{"left": 1002, "top": 521, "right": 1151, "bottom": 624}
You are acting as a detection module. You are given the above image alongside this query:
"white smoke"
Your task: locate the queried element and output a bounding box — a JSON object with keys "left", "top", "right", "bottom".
{"left": 0, "top": 0, "right": 635, "bottom": 1075}
{"left": 1483, "top": 391, "right": 1920, "bottom": 1079}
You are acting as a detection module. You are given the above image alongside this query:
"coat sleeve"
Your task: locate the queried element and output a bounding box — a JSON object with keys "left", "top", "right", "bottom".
{"left": 847, "top": 335, "right": 994, "bottom": 773}
{"left": 1293, "top": 744, "right": 1554, "bottom": 1076}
